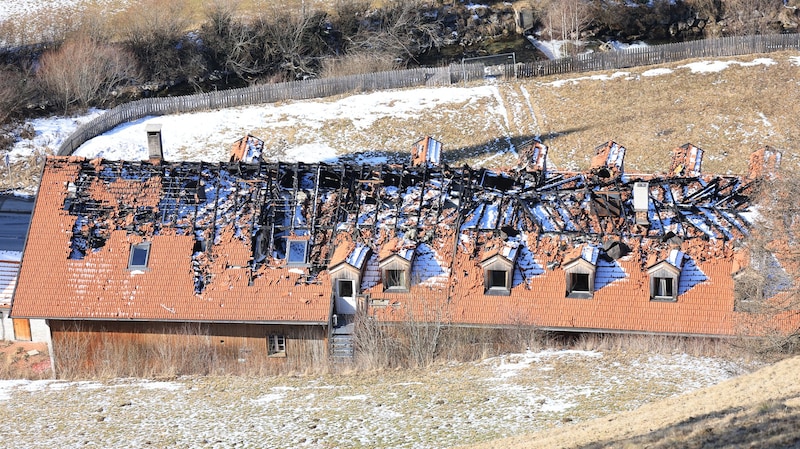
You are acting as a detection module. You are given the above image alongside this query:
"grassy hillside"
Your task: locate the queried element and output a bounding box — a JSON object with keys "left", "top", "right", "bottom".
{"left": 241, "top": 51, "right": 800, "bottom": 176}
{"left": 465, "top": 354, "right": 800, "bottom": 449}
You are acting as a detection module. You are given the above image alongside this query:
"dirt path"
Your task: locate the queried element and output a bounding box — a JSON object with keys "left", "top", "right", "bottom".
{"left": 463, "top": 355, "right": 800, "bottom": 449}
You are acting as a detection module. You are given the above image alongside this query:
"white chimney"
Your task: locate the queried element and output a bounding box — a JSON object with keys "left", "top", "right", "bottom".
{"left": 146, "top": 123, "right": 163, "bottom": 160}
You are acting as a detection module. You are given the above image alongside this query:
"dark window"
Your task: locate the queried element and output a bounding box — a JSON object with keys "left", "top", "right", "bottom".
{"left": 268, "top": 335, "right": 286, "bottom": 356}
{"left": 386, "top": 269, "right": 406, "bottom": 289}
{"left": 571, "top": 273, "right": 590, "bottom": 292}
{"left": 489, "top": 270, "right": 507, "bottom": 288}
{"left": 287, "top": 240, "right": 307, "bottom": 265}
{"left": 338, "top": 279, "right": 354, "bottom": 298}
{"left": 653, "top": 277, "right": 675, "bottom": 299}
{"left": 128, "top": 242, "right": 151, "bottom": 269}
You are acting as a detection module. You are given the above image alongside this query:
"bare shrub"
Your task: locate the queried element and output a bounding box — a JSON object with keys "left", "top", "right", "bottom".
{"left": 259, "top": 8, "right": 332, "bottom": 80}
{"left": 53, "top": 323, "right": 93, "bottom": 380}
{"left": 731, "top": 168, "right": 800, "bottom": 355}
{"left": 722, "top": 0, "right": 784, "bottom": 35}
{"left": 114, "top": 0, "right": 204, "bottom": 83}
{"left": 345, "top": 0, "right": 444, "bottom": 67}
{"left": 36, "top": 35, "right": 140, "bottom": 113}
{"left": 353, "top": 309, "right": 405, "bottom": 370}
{"left": 0, "top": 64, "right": 35, "bottom": 125}
{"left": 541, "top": 0, "right": 594, "bottom": 41}
{"left": 320, "top": 52, "right": 400, "bottom": 78}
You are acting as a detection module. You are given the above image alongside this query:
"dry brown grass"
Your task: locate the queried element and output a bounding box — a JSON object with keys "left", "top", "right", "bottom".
{"left": 519, "top": 53, "right": 800, "bottom": 175}
{"left": 0, "top": 341, "right": 51, "bottom": 379}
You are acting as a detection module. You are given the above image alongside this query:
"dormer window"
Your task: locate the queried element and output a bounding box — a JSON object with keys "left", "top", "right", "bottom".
{"left": 563, "top": 246, "right": 598, "bottom": 299}
{"left": 128, "top": 242, "right": 151, "bottom": 270}
{"left": 379, "top": 250, "right": 413, "bottom": 293}
{"left": 489, "top": 270, "right": 508, "bottom": 289}
{"left": 647, "top": 250, "right": 684, "bottom": 302}
{"left": 286, "top": 239, "right": 308, "bottom": 266}
{"left": 479, "top": 240, "right": 519, "bottom": 296}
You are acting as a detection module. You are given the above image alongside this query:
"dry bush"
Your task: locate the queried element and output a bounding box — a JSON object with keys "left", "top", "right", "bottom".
{"left": 353, "top": 310, "right": 406, "bottom": 370}
{"left": 113, "top": 0, "right": 204, "bottom": 83}
{"left": 722, "top": 0, "right": 784, "bottom": 35}
{"left": 567, "top": 332, "right": 744, "bottom": 359}
{"left": 344, "top": 0, "right": 444, "bottom": 67}
{"left": 0, "top": 7, "right": 82, "bottom": 47}
{"left": 0, "top": 149, "right": 51, "bottom": 192}
{"left": 36, "top": 35, "right": 140, "bottom": 114}
{"left": 0, "top": 65, "right": 35, "bottom": 126}
{"left": 320, "top": 52, "right": 400, "bottom": 78}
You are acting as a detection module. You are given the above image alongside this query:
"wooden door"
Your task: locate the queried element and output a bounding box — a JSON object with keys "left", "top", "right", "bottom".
{"left": 13, "top": 318, "right": 31, "bottom": 341}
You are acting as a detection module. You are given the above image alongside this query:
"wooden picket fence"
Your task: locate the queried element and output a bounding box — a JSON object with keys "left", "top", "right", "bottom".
{"left": 58, "top": 33, "right": 800, "bottom": 156}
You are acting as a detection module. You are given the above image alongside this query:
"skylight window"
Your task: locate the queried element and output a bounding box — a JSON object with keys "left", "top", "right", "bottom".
{"left": 128, "top": 242, "right": 151, "bottom": 269}
{"left": 286, "top": 240, "right": 308, "bottom": 265}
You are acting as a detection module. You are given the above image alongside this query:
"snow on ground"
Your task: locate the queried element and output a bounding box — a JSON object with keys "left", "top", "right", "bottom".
{"left": 0, "top": 350, "right": 748, "bottom": 449}
{"left": 547, "top": 71, "right": 631, "bottom": 87}
{"left": 67, "top": 86, "right": 500, "bottom": 163}
{"left": 606, "top": 40, "right": 649, "bottom": 51}
{"left": 6, "top": 109, "right": 105, "bottom": 162}
{"left": 642, "top": 67, "right": 674, "bottom": 77}
{"left": 6, "top": 55, "right": 796, "bottom": 170}
{"left": 678, "top": 58, "right": 776, "bottom": 73}
{"left": 0, "top": 0, "right": 129, "bottom": 21}
{"left": 527, "top": 37, "right": 570, "bottom": 60}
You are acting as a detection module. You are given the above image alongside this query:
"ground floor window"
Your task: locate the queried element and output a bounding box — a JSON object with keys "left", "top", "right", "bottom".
{"left": 268, "top": 334, "right": 286, "bottom": 357}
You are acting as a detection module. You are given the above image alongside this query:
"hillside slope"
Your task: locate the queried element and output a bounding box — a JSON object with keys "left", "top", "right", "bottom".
{"left": 466, "top": 355, "right": 800, "bottom": 449}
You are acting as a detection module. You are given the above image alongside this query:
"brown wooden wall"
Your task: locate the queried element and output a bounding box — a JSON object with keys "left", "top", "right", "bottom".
{"left": 49, "top": 320, "right": 328, "bottom": 376}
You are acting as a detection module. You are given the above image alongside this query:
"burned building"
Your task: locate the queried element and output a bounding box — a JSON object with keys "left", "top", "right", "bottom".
{"left": 10, "top": 136, "right": 795, "bottom": 369}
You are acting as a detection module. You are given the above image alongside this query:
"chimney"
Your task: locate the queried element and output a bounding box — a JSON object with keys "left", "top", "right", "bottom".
{"left": 747, "top": 147, "right": 782, "bottom": 180}
{"left": 411, "top": 136, "right": 442, "bottom": 167}
{"left": 519, "top": 140, "right": 548, "bottom": 173}
{"left": 632, "top": 181, "right": 649, "bottom": 225}
{"left": 145, "top": 123, "right": 163, "bottom": 160}
{"left": 670, "top": 143, "right": 703, "bottom": 177}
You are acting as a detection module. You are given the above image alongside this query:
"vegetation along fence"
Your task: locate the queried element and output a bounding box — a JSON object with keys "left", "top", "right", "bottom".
{"left": 58, "top": 33, "right": 800, "bottom": 156}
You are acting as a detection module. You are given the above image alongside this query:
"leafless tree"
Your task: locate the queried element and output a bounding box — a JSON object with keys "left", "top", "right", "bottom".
{"left": 36, "top": 35, "right": 140, "bottom": 113}
{"left": 543, "top": 0, "right": 594, "bottom": 41}
{"left": 0, "top": 64, "right": 35, "bottom": 125}
{"left": 259, "top": 9, "right": 331, "bottom": 80}
{"left": 114, "top": 0, "right": 204, "bottom": 83}
{"left": 722, "top": 0, "right": 783, "bottom": 35}
{"left": 735, "top": 168, "right": 800, "bottom": 353}
{"left": 345, "top": 0, "right": 444, "bottom": 66}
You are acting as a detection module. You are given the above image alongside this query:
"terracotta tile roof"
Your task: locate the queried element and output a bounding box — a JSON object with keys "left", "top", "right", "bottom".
{"left": 11, "top": 140, "right": 791, "bottom": 337}
{"left": 12, "top": 158, "right": 330, "bottom": 324}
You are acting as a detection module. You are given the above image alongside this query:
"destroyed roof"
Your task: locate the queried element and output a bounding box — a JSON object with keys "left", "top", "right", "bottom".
{"left": 10, "top": 139, "right": 777, "bottom": 335}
